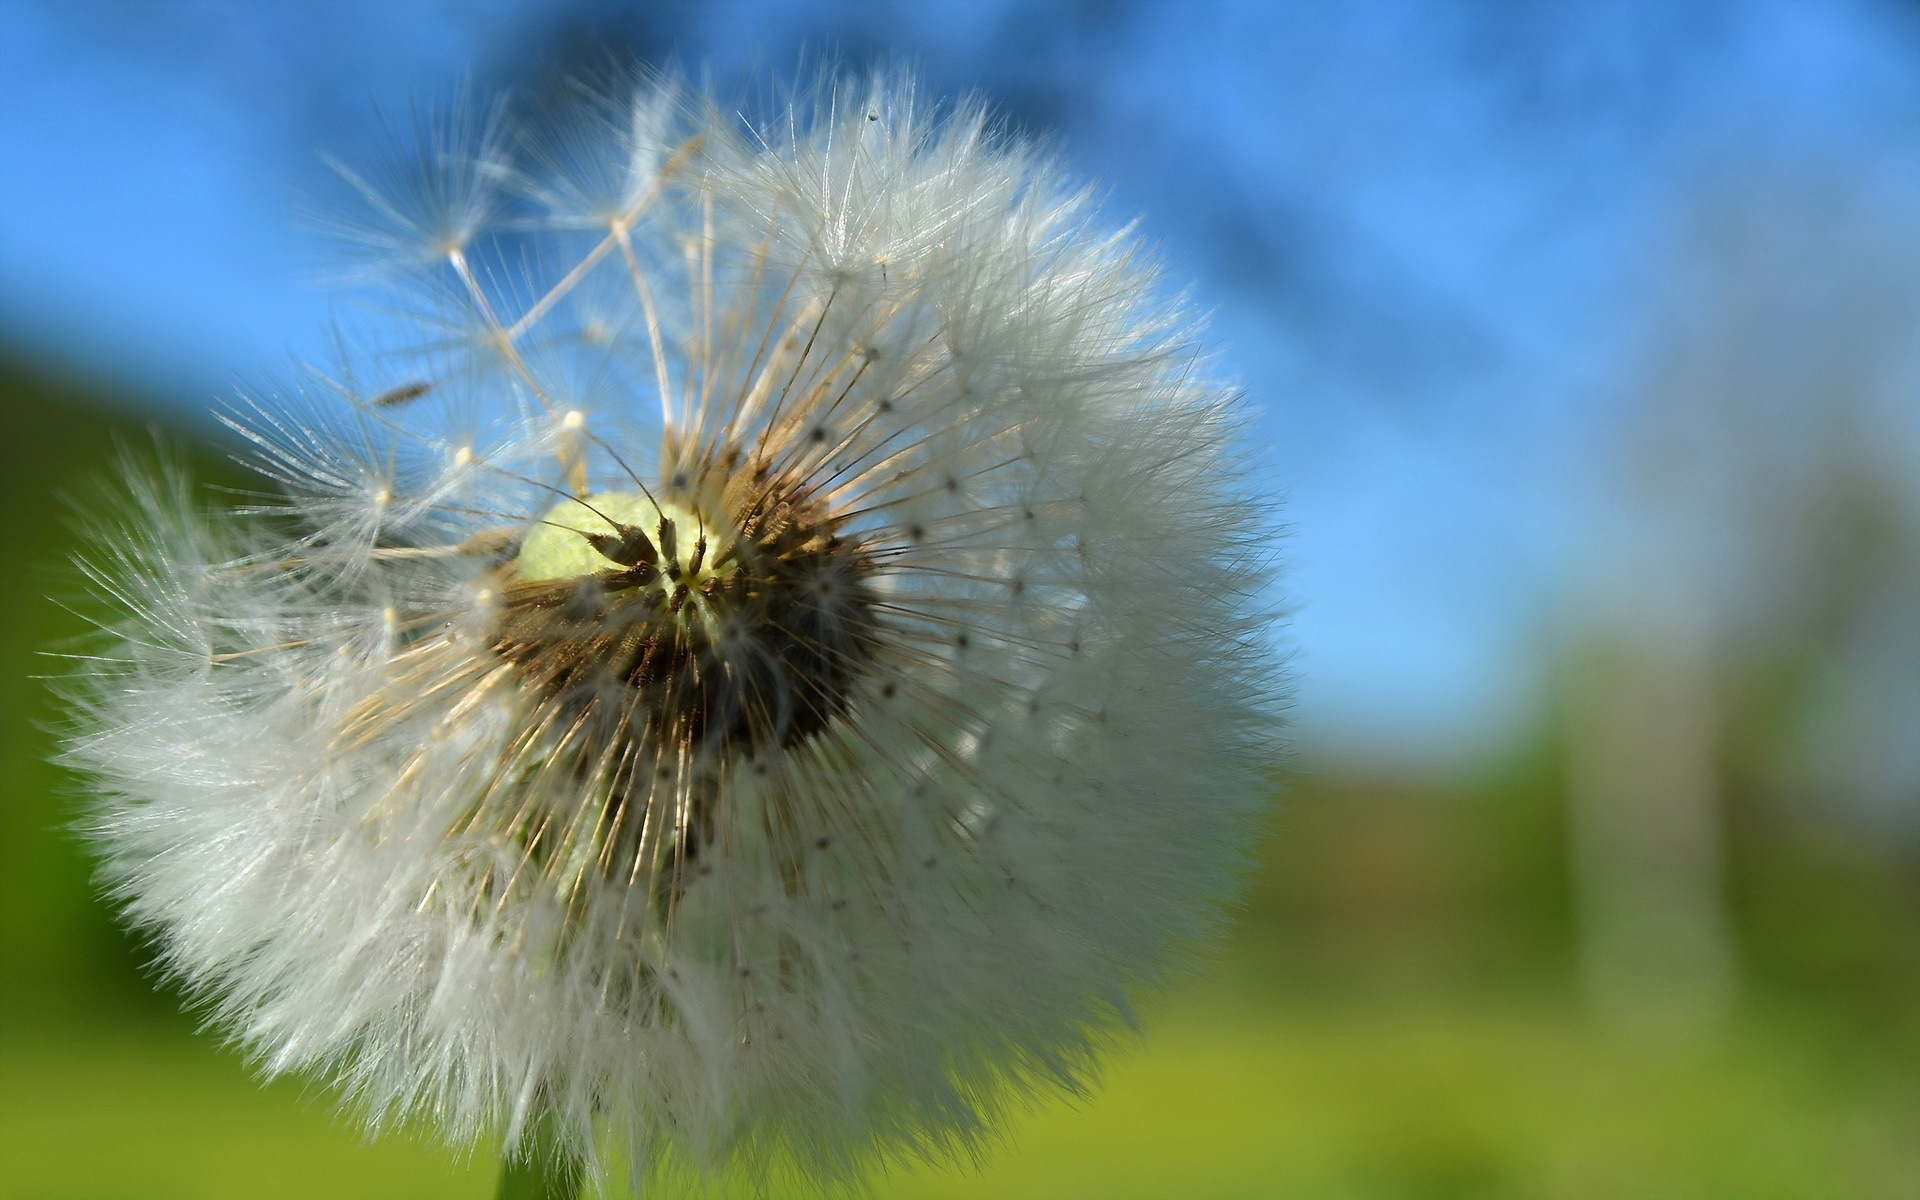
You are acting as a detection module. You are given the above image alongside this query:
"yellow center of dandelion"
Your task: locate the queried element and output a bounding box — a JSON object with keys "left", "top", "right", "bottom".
{"left": 519, "top": 492, "right": 736, "bottom": 623}
{"left": 518, "top": 493, "right": 660, "bottom": 580}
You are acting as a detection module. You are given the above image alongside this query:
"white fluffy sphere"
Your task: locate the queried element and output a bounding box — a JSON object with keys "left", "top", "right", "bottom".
{"left": 65, "top": 73, "right": 1284, "bottom": 1188}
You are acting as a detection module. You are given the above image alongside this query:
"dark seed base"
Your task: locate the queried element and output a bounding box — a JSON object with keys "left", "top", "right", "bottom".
{"left": 490, "top": 448, "right": 880, "bottom": 767}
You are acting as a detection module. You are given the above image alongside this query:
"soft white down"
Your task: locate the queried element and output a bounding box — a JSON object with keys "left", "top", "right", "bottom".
{"left": 64, "top": 73, "right": 1284, "bottom": 1189}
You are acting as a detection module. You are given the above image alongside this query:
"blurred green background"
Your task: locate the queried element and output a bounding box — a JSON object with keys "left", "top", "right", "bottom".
{"left": 5, "top": 360, "right": 1920, "bottom": 1199}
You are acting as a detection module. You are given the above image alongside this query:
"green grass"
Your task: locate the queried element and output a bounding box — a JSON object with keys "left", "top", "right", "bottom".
{"left": 6, "top": 989, "right": 1916, "bottom": 1200}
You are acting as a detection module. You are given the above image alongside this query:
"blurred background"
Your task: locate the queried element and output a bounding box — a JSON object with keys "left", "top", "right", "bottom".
{"left": 6, "top": 1, "right": 1920, "bottom": 1197}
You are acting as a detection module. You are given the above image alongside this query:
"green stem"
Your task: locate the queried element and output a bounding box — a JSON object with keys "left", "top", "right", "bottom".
{"left": 495, "top": 1112, "right": 585, "bottom": 1200}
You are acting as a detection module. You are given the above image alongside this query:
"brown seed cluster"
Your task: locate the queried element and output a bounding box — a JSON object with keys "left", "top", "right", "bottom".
{"left": 489, "top": 447, "right": 881, "bottom": 769}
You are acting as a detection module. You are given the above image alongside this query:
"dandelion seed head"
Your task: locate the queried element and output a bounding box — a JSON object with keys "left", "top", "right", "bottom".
{"left": 64, "top": 70, "right": 1286, "bottom": 1188}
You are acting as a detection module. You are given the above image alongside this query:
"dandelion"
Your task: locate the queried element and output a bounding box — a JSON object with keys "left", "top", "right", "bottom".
{"left": 63, "top": 72, "right": 1283, "bottom": 1193}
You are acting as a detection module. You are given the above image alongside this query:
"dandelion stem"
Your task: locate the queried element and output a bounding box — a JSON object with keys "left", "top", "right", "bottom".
{"left": 495, "top": 1115, "right": 585, "bottom": 1200}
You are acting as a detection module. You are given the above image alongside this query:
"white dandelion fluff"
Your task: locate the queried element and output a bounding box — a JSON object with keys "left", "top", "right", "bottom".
{"left": 64, "top": 73, "right": 1283, "bottom": 1187}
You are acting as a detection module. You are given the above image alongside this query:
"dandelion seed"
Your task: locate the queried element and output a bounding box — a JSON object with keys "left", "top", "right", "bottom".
{"left": 370, "top": 380, "right": 434, "bottom": 407}
{"left": 63, "top": 72, "right": 1285, "bottom": 1190}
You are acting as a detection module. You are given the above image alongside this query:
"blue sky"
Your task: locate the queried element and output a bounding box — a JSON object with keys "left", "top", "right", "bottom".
{"left": 6, "top": 0, "right": 1920, "bottom": 765}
